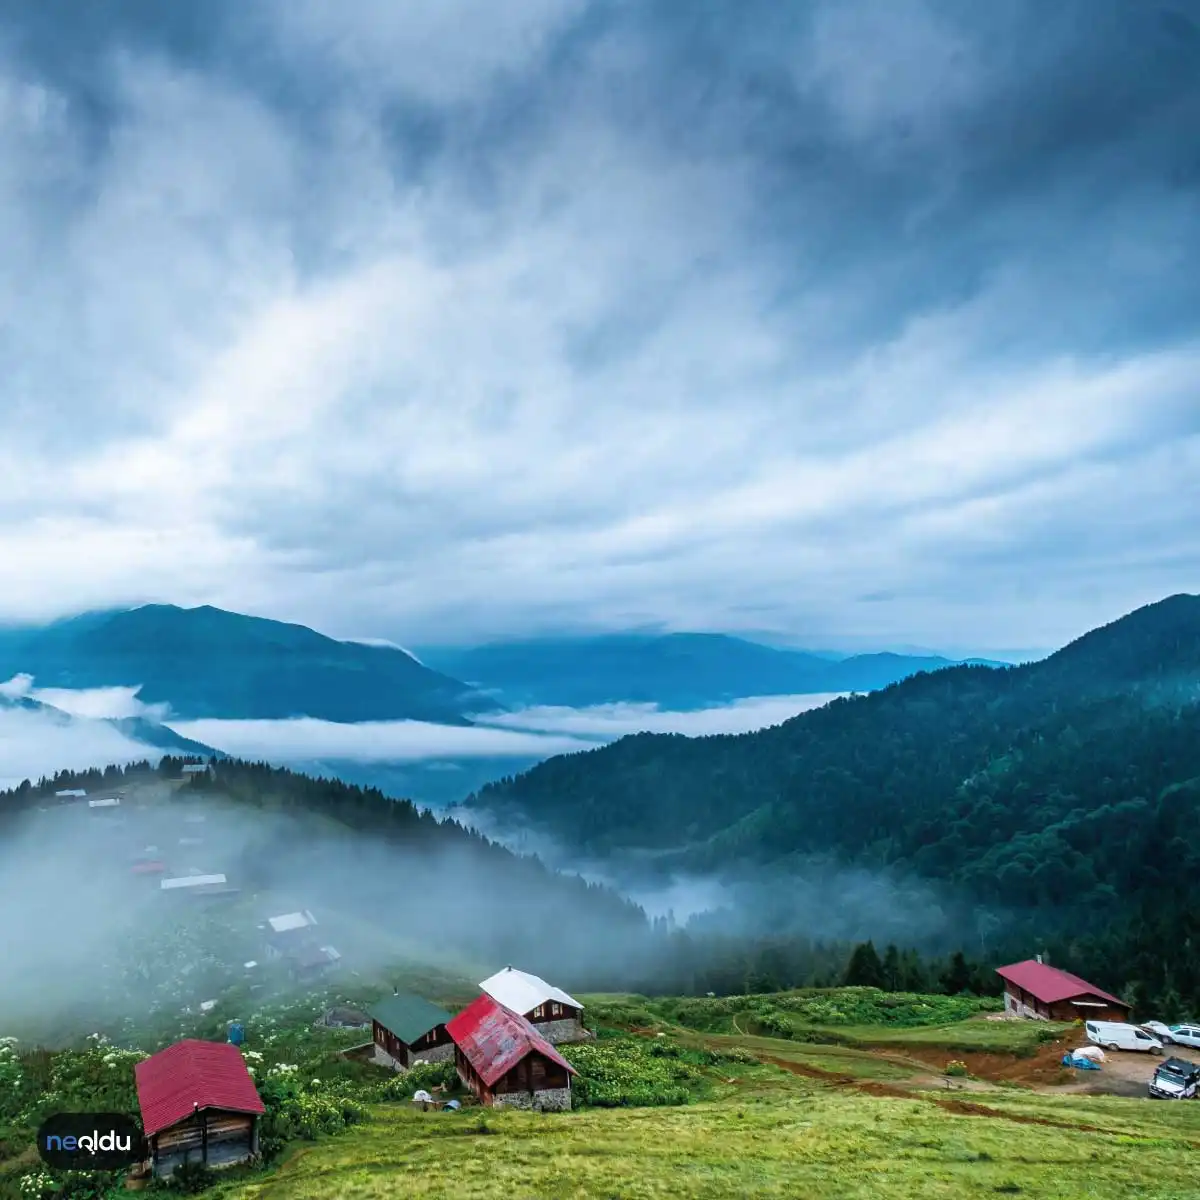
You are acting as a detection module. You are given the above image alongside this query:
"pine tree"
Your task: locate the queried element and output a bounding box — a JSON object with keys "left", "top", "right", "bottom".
{"left": 843, "top": 941, "right": 886, "bottom": 988}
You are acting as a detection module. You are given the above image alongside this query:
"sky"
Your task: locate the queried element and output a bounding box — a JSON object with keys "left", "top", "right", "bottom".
{"left": 1, "top": 1, "right": 1198, "bottom": 655}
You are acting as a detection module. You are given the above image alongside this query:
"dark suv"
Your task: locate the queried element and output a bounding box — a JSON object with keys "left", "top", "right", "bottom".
{"left": 1149, "top": 1057, "right": 1200, "bottom": 1100}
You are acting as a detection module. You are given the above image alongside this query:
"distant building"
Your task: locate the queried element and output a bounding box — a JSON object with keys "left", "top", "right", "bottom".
{"left": 160, "top": 873, "right": 238, "bottom": 899}
{"left": 55, "top": 789, "right": 87, "bottom": 798}
{"left": 131, "top": 861, "right": 167, "bottom": 876}
{"left": 181, "top": 763, "right": 213, "bottom": 778}
{"left": 996, "top": 959, "right": 1131, "bottom": 1022}
{"left": 285, "top": 943, "right": 341, "bottom": 982}
{"left": 262, "top": 912, "right": 339, "bottom": 980}
{"left": 88, "top": 797, "right": 120, "bottom": 809}
{"left": 447, "top": 995, "right": 577, "bottom": 1111}
{"left": 162, "top": 874, "right": 228, "bottom": 891}
{"left": 369, "top": 993, "right": 454, "bottom": 1070}
{"left": 135, "top": 1040, "right": 264, "bottom": 1177}
{"left": 479, "top": 966, "right": 589, "bottom": 1044}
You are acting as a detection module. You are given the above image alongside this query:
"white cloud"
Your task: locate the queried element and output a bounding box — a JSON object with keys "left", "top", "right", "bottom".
{"left": 0, "top": 3, "right": 1195, "bottom": 654}
{"left": 28, "top": 685, "right": 168, "bottom": 722}
{"left": 166, "top": 716, "right": 588, "bottom": 763}
{"left": 478, "top": 693, "right": 845, "bottom": 738}
{"left": 270, "top": 0, "right": 589, "bottom": 107}
{"left": 0, "top": 704, "right": 155, "bottom": 791}
{"left": 166, "top": 693, "right": 841, "bottom": 765}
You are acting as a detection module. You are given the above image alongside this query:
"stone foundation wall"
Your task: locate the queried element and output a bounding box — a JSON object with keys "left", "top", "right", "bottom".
{"left": 531, "top": 1017, "right": 592, "bottom": 1045}
{"left": 1003, "top": 993, "right": 1047, "bottom": 1021}
{"left": 492, "top": 1086, "right": 572, "bottom": 1112}
{"left": 408, "top": 1041, "right": 455, "bottom": 1066}
{"left": 371, "top": 1040, "right": 455, "bottom": 1070}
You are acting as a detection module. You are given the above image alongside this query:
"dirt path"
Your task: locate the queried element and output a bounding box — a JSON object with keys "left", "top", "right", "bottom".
{"left": 761, "top": 1052, "right": 1200, "bottom": 1144}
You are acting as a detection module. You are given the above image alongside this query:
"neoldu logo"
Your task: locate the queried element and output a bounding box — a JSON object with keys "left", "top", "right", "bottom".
{"left": 36, "top": 1113, "right": 146, "bottom": 1170}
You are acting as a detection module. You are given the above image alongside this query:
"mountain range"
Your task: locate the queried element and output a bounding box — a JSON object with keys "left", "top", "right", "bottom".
{"left": 0, "top": 605, "right": 484, "bottom": 724}
{"left": 407, "top": 634, "right": 1006, "bottom": 710}
{"left": 0, "top": 605, "right": 1000, "bottom": 725}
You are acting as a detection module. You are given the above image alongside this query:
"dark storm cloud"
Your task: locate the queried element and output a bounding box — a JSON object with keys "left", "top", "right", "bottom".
{"left": 0, "top": 1, "right": 1196, "bottom": 651}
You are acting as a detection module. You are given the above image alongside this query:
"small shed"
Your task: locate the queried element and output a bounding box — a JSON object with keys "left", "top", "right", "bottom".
{"left": 447, "top": 995, "right": 577, "bottom": 1111}
{"left": 479, "top": 966, "right": 589, "bottom": 1044}
{"left": 996, "top": 959, "right": 1131, "bottom": 1022}
{"left": 369, "top": 993, "right": 454, "bottom": 1069}
{"left": 134, "top": 1040, "right": 264, "bottom": 1177}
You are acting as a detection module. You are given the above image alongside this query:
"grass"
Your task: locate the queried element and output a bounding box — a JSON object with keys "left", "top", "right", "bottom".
{"left": 209, "top": 1086, "right": 1200, "bottom": 1200}
{"left": 0, "top": 985, "right": 1179, "bottom": 1200}
{"left": 581, "top": 992, "right": 1067, "bottom": 1056}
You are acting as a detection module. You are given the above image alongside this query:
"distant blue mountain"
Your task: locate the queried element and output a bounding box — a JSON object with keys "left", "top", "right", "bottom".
{"left": 0, "top": 605, "right": 489, "bottom": 724}
{"left": 417, "top": 633, "right": 1001, "bottom": 710}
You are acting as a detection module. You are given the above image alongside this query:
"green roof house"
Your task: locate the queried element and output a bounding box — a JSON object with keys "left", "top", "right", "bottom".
{"left": 370, "top": 992, "right": 455, "bottom": 1069}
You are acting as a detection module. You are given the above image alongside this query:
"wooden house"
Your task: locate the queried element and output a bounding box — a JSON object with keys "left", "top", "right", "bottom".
{"left": 134, "top": 1040, "right": 264, "bottom": 1178}
{"left": 479, "top": 966, "right": 589, "bottom": 1044}
{"left": 446, "top": 995, "right": 577, "bottom": 1111}
{"left": 369, "top": 992, "right": 455, "bottom": 1069}
{"left": 996, "top": 959, "right": 1131, "bottom": 1022}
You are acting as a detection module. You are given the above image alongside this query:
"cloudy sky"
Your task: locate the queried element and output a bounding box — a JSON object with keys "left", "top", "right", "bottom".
{"left": 2, "top": 0, "right": 1197, "bottom": 655}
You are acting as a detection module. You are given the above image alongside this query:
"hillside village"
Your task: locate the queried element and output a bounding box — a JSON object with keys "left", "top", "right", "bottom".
{"left": 0, "top": 756, "right": 1196, "bottom": 1200}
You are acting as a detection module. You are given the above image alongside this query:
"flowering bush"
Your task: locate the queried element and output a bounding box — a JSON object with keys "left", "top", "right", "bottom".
{"left": 945, "top": 1060, "right": 970, "bottom": 1077}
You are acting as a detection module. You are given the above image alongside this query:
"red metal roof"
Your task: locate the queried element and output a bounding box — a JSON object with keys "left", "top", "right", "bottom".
{"left": 131, "top": 861, "right": 166, "bottom": 874}
{"left": 995, "top": 960, "right": 1126, "bottom": 1007}
{"left": 135, "top": 1040, "right": 264, "bottom": 1137}
{"left": 446, "top": 995, "right": 577, "bottom": 1088}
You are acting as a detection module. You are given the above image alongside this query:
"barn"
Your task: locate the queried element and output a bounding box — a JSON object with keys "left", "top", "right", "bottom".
{"left": 996, "top": 959, "right": 1131, "bottom": 1022}
{"left": 134, "top": 1040, "right": 265, "bottom": 1177}
{"left": 369, "top": 992, "right": 455, "bottom": 1069}
{"left": 447, "top": 994, "right": 577, "bottom": 1111}
{"left": 479, "top": 966, "right": 589, "bottom": 1044}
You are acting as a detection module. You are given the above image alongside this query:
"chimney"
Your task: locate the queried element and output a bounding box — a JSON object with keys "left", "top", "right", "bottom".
{"left": 1035, "top": 954, "right": 1043, "bottom": 964}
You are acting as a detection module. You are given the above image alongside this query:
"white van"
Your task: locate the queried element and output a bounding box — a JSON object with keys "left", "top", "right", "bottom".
{"left": 1085, "top": 1021, "right": 1163, "bottom": 1053}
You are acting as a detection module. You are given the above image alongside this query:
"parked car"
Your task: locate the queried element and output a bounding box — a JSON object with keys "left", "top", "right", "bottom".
{"left": 1163, "top": 1024, "right": 1200, "bottom": 1049}
{"left": 1141, "top": 1021, "right": 1174, "bottom": 1042}
{"left": 1084, "top": 1021, "right": 1163, "bottom": 1053}
{"left": 1149, "top": 1057, "right": 1200, "bottom": 1100}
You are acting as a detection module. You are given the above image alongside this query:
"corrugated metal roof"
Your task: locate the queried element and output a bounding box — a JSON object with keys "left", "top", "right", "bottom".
{"left": 446, "top": 995, "right": 577, "bottom": 1088}
{"left": 996, "top": 960, "right": 1126, "bottom": 1007}
{"left": 135, "top": 1040, "right": 264, "bottom": 1137}
{"left": 370, "top": 993, "right": 453, "bottom": 1045}
{"left": 479, "top": 966, "right": 582, "bottom": 1015}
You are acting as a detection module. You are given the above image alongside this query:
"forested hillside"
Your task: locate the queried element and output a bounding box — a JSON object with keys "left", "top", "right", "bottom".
{"left": 469, "top": 596, "right": 1200, "bottom": 1007}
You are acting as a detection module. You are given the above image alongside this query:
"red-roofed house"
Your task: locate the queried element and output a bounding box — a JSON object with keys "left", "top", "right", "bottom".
{"left": 996, "top": 959, "right": 1131, "bottom": 1022}
{"left": 446, "top": 994, "right": 577, "bottom": 1111}
{"left": 134, "top": 1040, "right": 264, "bottom": 1177}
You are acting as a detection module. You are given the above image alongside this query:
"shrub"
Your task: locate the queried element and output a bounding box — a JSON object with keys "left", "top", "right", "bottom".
{"left": 168, "top": 1161, "right": 215, "bottom": 1194}
{"left": 563, "top": 1038, "right": 701, "bottom": 1108}
{"left": 945, "top": 1060, "right": 970, "bottom": 1077}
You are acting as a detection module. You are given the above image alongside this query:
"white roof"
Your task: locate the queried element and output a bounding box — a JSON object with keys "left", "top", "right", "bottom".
{"left": 161, "top": 874, "right": 227, "bottom": 890}
{"left": 479, "top": 966, "right": 582, "bottom": 1014}
{"left": 89, "top": 798, "right": 119, "bottom": 808}
{"left": 182, "top": 763, "right": 209, "bottom": 773}
{"left": 268, "top": 910, "right": 317, "bottom": 933}
{"left": 56, "top": 789, "right": 87, "bottom": 797}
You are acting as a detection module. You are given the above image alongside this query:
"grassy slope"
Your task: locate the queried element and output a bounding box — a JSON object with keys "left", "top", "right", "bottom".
{"left": 214, "top": 1086, "right": 1200, "bottom": 1200}
{"left": 204, "top": 990, "right": 1197, "bottom": 1200}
